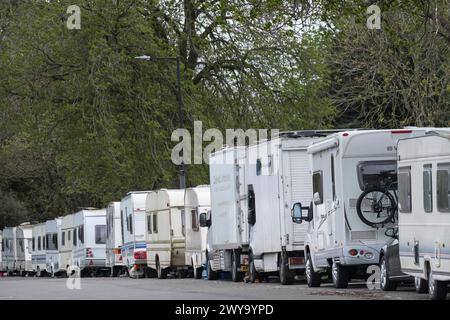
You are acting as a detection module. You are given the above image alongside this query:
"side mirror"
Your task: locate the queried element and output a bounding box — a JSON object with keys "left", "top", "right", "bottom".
{"left": 199, "top": 212, "right": 208, "bottom": 228}
{"left": 291, "top": 202, "right": 303, "bottom": 224}
{"left": 313, "top": 192, "right": 322, "bottom": 205}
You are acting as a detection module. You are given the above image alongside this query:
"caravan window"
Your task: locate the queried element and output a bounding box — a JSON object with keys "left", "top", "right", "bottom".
{"left": 129, "top": 215, "right": 133, "bottom": 235}
{"left": 398, "top": 167, "right": 412, "bottom": 213}
{"left": 256, "top": 159, "right": 262, "bottom": 176}
{"left": 38, "top": 236, "right": 41, "bottom": 250}
{"left": 95, "top": 225, "right": 106, "bottom": 244}
{"left": 192, "top": 209, "right": 199, "bottom": 232}
{"left": 357, "top": 161, "right": 397, "bottom": 191}
{"left": 32, "top": 238, "right": 35, "bottom": 251}
{"left": 147, "top": 215, "right": 152, "bottom": 234}
{"left": 73, "top": 229, "right": 77, "bottom": 246}
{"left": 68, "top": 230, "right": 71, "bottom": 241}
{"left": 152, "top": 214, "right": 158, "bottom": 233}
{"left": 423, "top": 165, "right": 433, "bottom": 212}
{"left": 62, "top": 231, "right": 66, "bottom": 246}
{"left": 313, "top": 171, "right": 323, "bottom": 205}
{"left": 79, "top": 226, "right": 84, "bottom": 244}
{"left": 181, "top": 209, "right": 186, "bottom": 236}
{"left": 437, "top": 164, "right": 450, "bottom": 212}
{"left": 19, "top": 239, "right": 24, "bottom": 252}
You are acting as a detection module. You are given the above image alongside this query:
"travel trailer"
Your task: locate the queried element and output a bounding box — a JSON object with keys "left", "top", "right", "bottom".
{"left": 45, "top": 218, "right": 63, "bottom": 276}
{"left": 120, "top": 191, "right": 150, "bottom": 278}
{"left": 106, "top": 201, "right": 125, "bottom": 276}
{"left": 16, "top": 223, "right": 33, "bottom": 276}
{"left": 397, "top": 131, "right": 450, "bottom": 300}
{"left": 299, "top": 128, "right": 442, "bottom": 289}
{"left": 184, "top": 186, "right": 210, "bottom": 279}
{"left": 2, "top": 227, "right": 17, "bottom": 275}
{"left": 206, "top": 146, "right": 249, "bottom": 282}
{"left": 146, "top": 189, "right": 186, "bottom": 279}
{"left": 32, "top": 223, "right": 47, "bottom": 276}
{"left": 244, "top": 131, "right": 334, "bottom": 284}
{"left": 72, "top": 208, "right": 108, "bottom": 277}
{"left": 0, "top": 231, "right": 2, "bottom": 273}
{"left": 60, "top": 214, "right": 74, "bottom": 274}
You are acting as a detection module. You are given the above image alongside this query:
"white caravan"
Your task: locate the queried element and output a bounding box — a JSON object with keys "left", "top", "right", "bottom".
{"left": 244, "top": 131, "right": 332, "bottom": 284}
{"left": 206, "top": 146, "right": 249, "bottom": 282}
{"left": 32, "top": 223, "right": 47, "bottom": 276}
{"left": 60, "top": 214, "right": 74, "bottom": 274}
{"left": 301, "top": 128, "right": 441, "bottom": 288}
{"left": 397, "top": 131, "right": 450, "bottom": 299}
{"left": 1, "top": 227, "right": 16, "bottom": 274}
{"left": 0, "top": 231, "right": 2, "bottom": 272}
{"left": 16, "top": 223, "right": 33, "bottom": 276}
{"left": 72, "top": 208, "right": 108, "bottom": 277}
{"left": 184, "top": 186, "right": 210, "bottom": 279}
{"left": 45, "top": 218, "right": 63, "bottom": 276}
{"left": 146, "top": 189, "right": 186, "bottom": 278}
{"left": 120, "top": 191, "right": 150, "bottom": 278}
{"left": 106, "top": 201, "right": 125, "bottom": 276}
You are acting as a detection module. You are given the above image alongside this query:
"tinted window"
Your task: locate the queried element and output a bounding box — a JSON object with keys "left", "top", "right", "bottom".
{"left": 38, "top": 236, "right": 41, "bottom": 250}
{"left": 313, "top": 171, "right": 323, "bottom": 204}
{"left": 191, "top": 209, "right": 199, "bottom": 232}
{"left": 398, "top": 167, "right": 412, "bottom": 213}
{"left": 423, "top": 165, "right": 433, "bottom": 212}
{"left": 152, "top": 214, "right": 158, "bottom": 233}
{"left": 95, "top": 225, "right": 106, "bottom": 244}
{"left": 62, "top": 231, "right": 66, "bottom": 246}
{"left": 437, "top": 166, "right": 450, "bottom": 212}
{"left": 147, "top": 215, "right": 152, "bottom": 234}
{"left": 358, "top": 161, "right": 397, "bottom": 190}
{"left": 256, "top": 159, "right": 262, "bottom": 176}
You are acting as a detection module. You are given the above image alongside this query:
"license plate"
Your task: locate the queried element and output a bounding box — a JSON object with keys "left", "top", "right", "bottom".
{"left": 289, "top": 257, "right": 305, "bottom": 266}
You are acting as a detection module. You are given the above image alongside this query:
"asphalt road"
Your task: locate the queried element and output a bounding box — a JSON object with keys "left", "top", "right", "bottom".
{"left": 0, "top": 276, "right": 437, "bottom": 300}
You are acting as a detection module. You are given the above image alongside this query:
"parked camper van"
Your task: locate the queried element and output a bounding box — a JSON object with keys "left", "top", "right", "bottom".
{"left": 397, "top": 131, "right": 450, "bottom": 300}
{"left": 121, "top": 192, "right": 150, "bottom": 278}
{"left": 245, "top": 131, "right": 335, "bottom": 284}
{"left": 1, "top": 227, "right": 16, "bottom": 274}
{"left": 45, "top": 218, "right": 63, "bottom": 276}
{"left": 206, "top": 146, "right": 249, "bottom": 282}
{"left": 60, "top": 214, "right": 74, "bottom": 274}
{"left": 146, "top": 189, "right": 186, "bottom": 278}
{"left": 32, "top": 223, "right": 47, "bottom": 276}
{"left": 16, "top": 223, "right": 33, "bottom": 276}
{"left": 106, "top": 201, "right": 125, "bottom": 277}
{"left": 300, "top": 129, "right": 439, "bottom": 289}
{"left": 72, "top": 208, "right": 108, "bottom": 277}
{"left": 185, "top": 186, "right": 210, "bottom": 279}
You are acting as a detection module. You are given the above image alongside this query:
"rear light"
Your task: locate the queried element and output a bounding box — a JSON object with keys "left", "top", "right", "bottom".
{"left": 86, "top": 248, "right": 93, "bottom": 258}
{"left": 134, "top": 251, "right": 147, "bottom": 260}
{"left": 391, "top": 130, "right": 412, "bottom": 134}
{"left": 359, "top": 250, "right": 365, "bottom": 255}
{"left": 343, "top": 132, "right": 349, "bottom": 137}
{"left": 349, "top": 249, "right": 358, "bottom": 256}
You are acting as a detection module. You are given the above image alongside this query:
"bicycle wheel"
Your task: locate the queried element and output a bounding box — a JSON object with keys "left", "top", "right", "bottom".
{"left": 356, "top": 188, "right": 397, "bottom": 227}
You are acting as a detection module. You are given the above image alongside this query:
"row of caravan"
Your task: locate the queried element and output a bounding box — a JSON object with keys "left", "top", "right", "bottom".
{"left": 1, "top": 128, "right": 450, "bottom": 299}
{"left": 1, "top": 187, "right": 210, "bottom": 278}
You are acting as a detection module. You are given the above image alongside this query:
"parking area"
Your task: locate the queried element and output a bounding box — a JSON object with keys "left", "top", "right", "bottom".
{"left": 0, "top": 276, "right": 436, "bottom": 300}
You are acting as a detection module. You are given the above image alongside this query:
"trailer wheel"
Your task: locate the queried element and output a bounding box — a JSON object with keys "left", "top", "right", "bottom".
{"left": 414, "top": 276, "right": 428, "bottom": 293}
{"left": 305, "top": 254, "right": 321, "bottom": 287}
{"left": 206, "top": 255, "right": 218, "bottom": 280}
{"left": 428, "top": 270, "right": 447, "bottom": 300}
{"left": 156, "top": 258, "right": 167, "bottom": 279}
{"left": 231, "top": 250, "right": 243, "bottom": 282}
{"left": 332, "top": 261, "right": 349, "bottom": 289}
{"left": 380, "top": 256, "right": 397, "bottom": 291}
{"left": 279, "top": 252, "right": 294, "bottom": 285}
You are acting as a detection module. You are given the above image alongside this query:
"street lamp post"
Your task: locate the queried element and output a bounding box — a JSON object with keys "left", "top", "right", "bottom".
{"left": 135, "top": 55, "right": 186, "bottom": 189}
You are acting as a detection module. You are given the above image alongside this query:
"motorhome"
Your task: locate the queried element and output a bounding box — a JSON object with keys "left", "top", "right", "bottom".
{"left": 106, "top": 201, "right": 125, "bottom": 276}
{"left": 120, "top": 191, "right": 150, "bottom": 278}
{"left": 45, "top": 218, "right": 63, "bottom": 276}
{"left": 32, "top": 223, "right": 47, "bottom": 276}
{"left": 146, "top": 189, "right": 186, "bottom": 279}
{"left": 60, "top": 214, "right": 74, "bottom": 274}
{"left": 244, "top": 131, "right": 333, "bottom": 284}
{"left": 206, "top": 146, "right": 249, "bottom": 282}
{"left": 2, "top": 227, "right": 16, "bottom": 274}
{"left": 397, "top": 131, "right": 450, "bottom": 300}
{"left": 72, "top": 208, "right": 108, "bottom": 277}
{"left": 184, "top": 186, "right": 210, "bottom": 279}
{"left": 300, "top": 128, "right": 442, "bottom": 289}
{"left": 16, "top": 223, "right": 33, "bottom": 276}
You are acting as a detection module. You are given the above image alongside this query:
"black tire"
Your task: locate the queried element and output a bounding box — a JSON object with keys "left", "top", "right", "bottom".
{"left": 231, "top": 250, "right": 243, "bottom": 282}
{"left": 415, "top": 276, "right": 428, "bottom": 293}
{"left": 156, "top": 258, "right": 167, "bottom": 279}
{"left": 428, "top": 271, "right": 447, "bottom": 300}
{"left": 279, "top": 252, "right": 294, "bottom": 285}
{"left": 332, "top": 261, "right": 349, "bottom": 289}
{"left": 207, "top": 255, "right": 218, "bottom": 280}
{"left": 305, "top": 253, "right": 321, "bottom": 287}
{"left": 380, "top": 256, "right": 397, "bottom": 291}
{"left": 248, "top": 255, "right": 258, "bottom": 283}
{"left": 356, "top": 188, "right": 396, "bottom": 227}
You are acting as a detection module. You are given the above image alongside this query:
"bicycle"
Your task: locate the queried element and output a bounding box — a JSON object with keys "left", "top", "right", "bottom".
{"left": 356, "top": 170, "right": 398, "bottom": 228}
